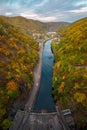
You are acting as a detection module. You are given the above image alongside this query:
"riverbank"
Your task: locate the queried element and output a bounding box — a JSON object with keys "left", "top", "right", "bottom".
{"left": 25, "top": 42, "right": 43, "bottom": 111}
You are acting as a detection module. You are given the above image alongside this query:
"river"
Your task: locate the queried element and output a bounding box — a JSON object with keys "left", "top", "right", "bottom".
{"left": 33, "top": 40, "right": 55, "bottom": 112}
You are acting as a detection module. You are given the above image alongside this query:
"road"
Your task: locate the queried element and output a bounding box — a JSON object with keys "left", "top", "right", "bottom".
{"left": 25, "top": 42, "right": 43, "bottom": 111}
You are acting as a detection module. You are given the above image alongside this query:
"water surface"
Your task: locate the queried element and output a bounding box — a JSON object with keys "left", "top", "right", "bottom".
{"left": 33, "top": 40, "right": 55, "bottom": 112}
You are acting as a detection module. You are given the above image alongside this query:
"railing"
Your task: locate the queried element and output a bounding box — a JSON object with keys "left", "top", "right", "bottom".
{"left": 18, "top": 108, "right": 58, "bottom": 115}
{"left": 30, "top": 109, "right": 57, "bottom": 114}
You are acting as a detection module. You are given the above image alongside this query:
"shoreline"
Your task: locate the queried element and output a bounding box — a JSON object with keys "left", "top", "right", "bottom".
{"left": 24, "top": 42, "right": 43, "bottom": 111}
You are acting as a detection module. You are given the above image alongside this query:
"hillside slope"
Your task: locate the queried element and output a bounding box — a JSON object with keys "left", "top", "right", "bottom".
{"left": 52, "top": 17, "right": 87, "bottom": 129}
{"left": 46, "top": 22, "right": 69, "bottom": 32}
{"left": 0, "top": 17, "right": 39, "bottom": 129}
{"left": 0, "top": 16, "right": 69, "bottom": 35}
{"left": 0, "top": 16, "right": 46, "bottom": 35}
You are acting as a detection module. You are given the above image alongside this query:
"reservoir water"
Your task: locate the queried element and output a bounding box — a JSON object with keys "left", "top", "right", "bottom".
{"left": 33, "top": 40, "right": 55, "bottom": 112}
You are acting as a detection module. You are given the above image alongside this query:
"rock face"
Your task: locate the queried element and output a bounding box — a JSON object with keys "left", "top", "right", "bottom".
{"left": 9, "top": 110, "right": 69, "bottom": 130}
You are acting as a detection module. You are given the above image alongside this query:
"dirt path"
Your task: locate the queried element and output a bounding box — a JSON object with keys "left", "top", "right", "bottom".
{"left": 25, "top": 42, "right": 43, "bottom": 111}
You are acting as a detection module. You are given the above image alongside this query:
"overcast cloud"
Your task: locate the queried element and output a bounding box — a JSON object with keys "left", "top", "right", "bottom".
{"left": 0, "top": 0, "right": 87, "bottom": 22}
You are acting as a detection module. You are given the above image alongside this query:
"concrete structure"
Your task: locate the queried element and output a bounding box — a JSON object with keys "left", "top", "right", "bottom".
{"left": 9, "top": 109, "right": 70, "bottom": 130}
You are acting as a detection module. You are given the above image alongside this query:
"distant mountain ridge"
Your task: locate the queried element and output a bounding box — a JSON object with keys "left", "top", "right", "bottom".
{"left": 0, "top": 16, "right": 70, "bottom": 35}
{"left": 45, "top": 22, "right": 69, "bottom": 32}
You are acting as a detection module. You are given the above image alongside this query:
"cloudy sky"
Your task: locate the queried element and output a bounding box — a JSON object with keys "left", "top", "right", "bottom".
{"left": 0, "top": 0, "right": 87, "bottom": 22}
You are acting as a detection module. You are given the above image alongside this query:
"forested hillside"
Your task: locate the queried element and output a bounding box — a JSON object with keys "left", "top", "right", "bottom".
{"left": 0, "top": 16, "right": 69, "bottom": 35}
{"left": 46, "top": 22, "right": 69, "bottom": 32}
{"left": 52, "top": 17, "right": 87, "bottom": 129}
{"left": 0, "top": 17, "right": 39, "bottom": 129}
{"left": 0, "top": 16, "right": 46, "bottom": 35}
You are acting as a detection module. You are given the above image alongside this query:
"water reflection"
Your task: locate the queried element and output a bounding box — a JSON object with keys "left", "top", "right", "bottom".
{"left": 33, "top": 40, "right": 55, "bottom": 111}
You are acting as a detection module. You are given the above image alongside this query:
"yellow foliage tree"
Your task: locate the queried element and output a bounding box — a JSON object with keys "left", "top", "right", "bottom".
{"left": 62, "top": 75, "right": 66, "bottom": 80}
{"left": 74, "top": 83, "right": 79, "bottom": 90}
{"left": 58, "top": 82, "right": 65, "bottom": 93}
{"left": 6, "top": 80, "right": 17, "bottom": 91}
{"left": 73, "top": 71, "right": 78, "bottom": 76}
{"left": 74, "top": 92, "right": 86, "bottom": 103}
